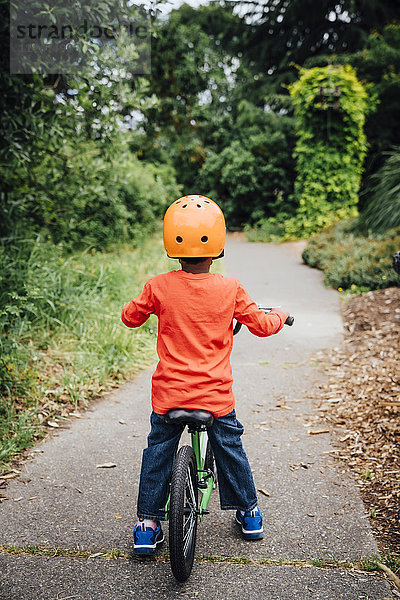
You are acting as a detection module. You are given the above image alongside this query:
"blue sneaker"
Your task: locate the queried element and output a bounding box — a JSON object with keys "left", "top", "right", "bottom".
{"left": 134, "top": 521, "right": 164, "bottom": 555}
{"left": 235, "top": 507, "right": 264, "bottom": 540}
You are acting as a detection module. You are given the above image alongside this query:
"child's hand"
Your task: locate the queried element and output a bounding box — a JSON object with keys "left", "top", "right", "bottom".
{"left": 271, "top": 309, "right": 293, "bottom": 326}
{"left": 270, "top": 308, "right": 289, "bottom": 320}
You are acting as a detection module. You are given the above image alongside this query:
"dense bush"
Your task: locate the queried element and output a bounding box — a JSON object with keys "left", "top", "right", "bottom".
{"left": 348, "top": 24, "right": 400, "bottom": 193}
{"left": 285, "top": 65, "right": 373, "bottom": 238}
{"left": 196, "top": 101, "right": 296, "bottom": 227}
{"left": 244, "top": 218, "right": 285, "bottom": 242}
{"left": 0, "top": 81, "right": 179, "bottom": 250}
{"left": 302, "top": 221, "right": 400, "bottom": 291}
{"left": 357, "top": 148, "right": 400, "bottom": 234}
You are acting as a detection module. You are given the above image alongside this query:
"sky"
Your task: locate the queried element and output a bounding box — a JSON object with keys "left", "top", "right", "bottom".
{"left": 158, "top": 0, "right": 211, "bottom": 9}
{"left": 163, "top": 0, "right": 209, "bottom": 8}
{"left": 154, "top": 0, "right": 210, "bottom": 16}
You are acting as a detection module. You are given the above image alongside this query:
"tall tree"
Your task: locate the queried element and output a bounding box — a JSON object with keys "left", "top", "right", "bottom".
{"left": 236, "top": 0, "right": 399, "bottom": 93}
{"left": 136, "top": 4, "right": 238, "bottom": 187}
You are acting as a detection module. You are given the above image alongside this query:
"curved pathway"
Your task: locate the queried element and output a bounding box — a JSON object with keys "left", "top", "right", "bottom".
{"left": 0, "top": 236, "right": 394, "bottom": 599}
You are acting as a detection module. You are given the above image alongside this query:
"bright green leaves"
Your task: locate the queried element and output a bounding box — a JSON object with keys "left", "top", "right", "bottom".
{"left": 285, "top": 65, "right": 373, "bottom": 238}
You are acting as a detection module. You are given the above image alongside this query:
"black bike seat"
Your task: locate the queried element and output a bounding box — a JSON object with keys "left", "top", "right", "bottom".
{"left": 165, "top": 409, "right": 214, "bottom": 427}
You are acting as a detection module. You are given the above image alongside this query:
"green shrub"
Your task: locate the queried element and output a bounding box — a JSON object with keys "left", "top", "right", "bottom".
{"left": 244, "top": 218, "right": 285, "bottom": 242}
{"left": 357, "top": 148, "right": 400, "bottom": 234}
{"left": 302, "top": 221, "right": 400, "bottom": 291}
{"left": 196, "top": 101, "right": 296, "bottom": 227}
{"left": 1, "top": 141, "right": 180, "bottom": 251}
{"left": 0, "top": 235, "right": 170, "bottom": 466}
{"left": 287, "top": 65, "right": 374, "bottom": 238}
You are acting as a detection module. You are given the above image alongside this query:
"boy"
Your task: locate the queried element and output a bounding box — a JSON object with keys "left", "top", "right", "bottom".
{"left": 121, "top": 195, "right": 289, "bottom": 555}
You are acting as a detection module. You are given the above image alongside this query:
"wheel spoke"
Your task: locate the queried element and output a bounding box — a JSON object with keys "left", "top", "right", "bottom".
{"left": 182, "top": 465, "right": 197, "bottom": 556}
{"left": 183, "top": 514, "right": 196, "bottom": 555}
{"left": 186, "top": 465, "right": 196, "bottom": 505}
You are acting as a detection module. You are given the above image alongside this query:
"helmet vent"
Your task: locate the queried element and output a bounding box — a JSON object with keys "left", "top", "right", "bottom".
{"left": 196, "top": 204, "right": 201, "bottom": 208}
{"left": 176, "top": 236, "right": 183, "bottom": 243}
{"left": 182, "top": 204, "right": 187, "bottom": 208}
{"left": 201, "top": 236, "right": 208, "bottom": 243}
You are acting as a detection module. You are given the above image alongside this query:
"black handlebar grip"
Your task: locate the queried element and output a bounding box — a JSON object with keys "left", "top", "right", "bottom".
{"left": 285, "top": 316, "right": 294, "bottom": 326}
{"left": 233, "top": 321, "right": 243, "bottom": 335}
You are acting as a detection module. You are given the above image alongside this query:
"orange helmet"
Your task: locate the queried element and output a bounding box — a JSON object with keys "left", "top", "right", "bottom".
{"left": 163, "top": 195, "right": 226, "bottom": 258}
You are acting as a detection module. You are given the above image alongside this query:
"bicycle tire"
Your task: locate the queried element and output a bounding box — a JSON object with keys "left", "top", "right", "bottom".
{"left": 169, "top": 445, "right": 198, "bottom": 582}
{"left": 204, "top": 440, "right": 217, "bottom": 484}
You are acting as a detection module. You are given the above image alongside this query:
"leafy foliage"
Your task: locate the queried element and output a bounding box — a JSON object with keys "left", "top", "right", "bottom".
{"left": 305, "top": 24, "right": 400, "bottom": 192}
{"left": 136, "top": 4, "right": 238, "bottom": 188}
{"left": 357, "top": 148, "right": 400, "bottom": 234}
{"left": 195, "top": 101, "right": 296, "bottom": 227}
{"left": 0, "top": 0, "right": 178, "bottom": 249}
{"left": 231, "top": 0, "right": 398, "bottom": 99}
{"left": 0, "top": 75, "right": 178, "bottom": 249}
{"left": 0, "top": 237, "right": 169, "bottom": 465}
{"left": 351, "top": 25, "right": 400, "bottom": 182}
{"left": 302, "top": 221, "right": 400, "bottom": 291}
{"left": 284, "top": 65, "right": 372, "bottom": 237}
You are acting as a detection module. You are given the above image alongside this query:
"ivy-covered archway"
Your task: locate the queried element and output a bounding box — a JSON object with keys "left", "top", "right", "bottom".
{"left": 286, "top": 65, "right": 373, "bottom": 238}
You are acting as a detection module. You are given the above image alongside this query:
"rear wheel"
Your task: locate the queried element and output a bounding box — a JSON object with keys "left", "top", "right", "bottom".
{"left": 169, "top": 445, "right": 198, "bottom": 582}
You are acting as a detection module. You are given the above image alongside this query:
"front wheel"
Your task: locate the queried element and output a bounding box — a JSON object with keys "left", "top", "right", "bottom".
{"left": 169, "top": 445, "right": 198, "bottom": 582}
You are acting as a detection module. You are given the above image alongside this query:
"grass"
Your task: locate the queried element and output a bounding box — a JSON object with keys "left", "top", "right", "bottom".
{"left": 0, "top": 235, "right": 176, "bottom": 472}
{"left": 0, "top": 544, "right": 128, "bottom": 560}
{"left": 1, "top": 543, "right": 399, "bottom": 576}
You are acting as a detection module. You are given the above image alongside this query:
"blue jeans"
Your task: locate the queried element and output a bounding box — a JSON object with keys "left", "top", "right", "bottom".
{"left": 137, "top": 410, "right": 258, "bottom": 520}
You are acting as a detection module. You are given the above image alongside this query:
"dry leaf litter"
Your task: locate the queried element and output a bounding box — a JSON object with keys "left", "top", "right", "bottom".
{"left": 314, "top": 287, "right": 399, "bottom": 556}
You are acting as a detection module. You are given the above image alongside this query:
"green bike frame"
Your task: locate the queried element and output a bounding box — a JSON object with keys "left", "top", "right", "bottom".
{"left": 165, "top": 429, "right": 216, "bottom": 521}
{"left": 191, "top": 429, "right": 216, "bottom": 520}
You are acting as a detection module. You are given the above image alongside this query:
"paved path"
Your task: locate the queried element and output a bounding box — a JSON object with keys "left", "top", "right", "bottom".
{"left": 0, "top": 236, "right": 394, "bottom": 599}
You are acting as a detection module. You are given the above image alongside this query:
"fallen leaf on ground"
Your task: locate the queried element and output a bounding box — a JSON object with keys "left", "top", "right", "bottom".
{"left": 290, "top": 463, "right": 311, "bottom": 470}
{"left": 258, "top": 488, "right": 270, "bottom": 497}
{"left": 309, "top": 429, "right": 330, "bottom": 435}
{"left": 47, "top": 421, "right": 59, "bottom": 428}
{"left": 1, "top": 473, "right": 20, "bottom": 480}
{"left": 313, "top": 287, "right": 400, "bottom": 555}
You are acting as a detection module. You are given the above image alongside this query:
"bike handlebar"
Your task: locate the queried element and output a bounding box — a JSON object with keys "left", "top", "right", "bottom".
{"left": 233, "top": 307, "right": 294, "bottom": 336}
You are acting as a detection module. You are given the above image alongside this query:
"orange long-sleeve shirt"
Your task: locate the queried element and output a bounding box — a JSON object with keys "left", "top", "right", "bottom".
{"left": 121, "top": 270, "right": 286, "bottom": 417}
